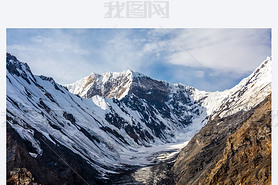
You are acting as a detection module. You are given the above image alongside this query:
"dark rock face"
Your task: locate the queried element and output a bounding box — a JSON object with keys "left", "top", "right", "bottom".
{"left": 129, "top": 77, "right": 195, "bottom": 125}
{"left": 171, "top": 95, "right": 271, "bottom": 185}
{"left": 7, "top": 122, "right": 107, "bottom": 185}
{"left": 115, "top": 77, "right": 198, "bottom": 142}
{"left": 6, "top": 53, "right": 35, "bottom": 85}
{"left": 67, "top": 68, "right": 201, "bottom": 143}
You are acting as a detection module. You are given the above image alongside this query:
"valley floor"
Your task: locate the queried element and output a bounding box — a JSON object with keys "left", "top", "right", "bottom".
{"left": 110, "top": 141, "right": 187, "bottom": 185}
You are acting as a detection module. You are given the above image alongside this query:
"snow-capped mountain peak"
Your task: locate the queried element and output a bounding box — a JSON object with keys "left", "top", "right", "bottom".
{"left": 6, "top": 53, "right": 36, "bottom": 85}
{"left": 66, "top": 69, "right": 146, "bottom": 100}
{"left": 192, "top": 57, "right": 272, "bottom": 118}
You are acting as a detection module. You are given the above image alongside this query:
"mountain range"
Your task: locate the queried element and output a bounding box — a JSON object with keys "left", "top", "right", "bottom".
{"left": 6, "top": 53, "right": 271, "bottom": 185}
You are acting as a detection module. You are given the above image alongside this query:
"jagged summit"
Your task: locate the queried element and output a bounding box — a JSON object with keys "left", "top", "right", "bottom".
{"left": 100, "top": 69, "right": 145, "bottom": 78}
{"left": 192, "top": 57, "right": 272, "bottom": 117}
{"left": 86, "top": 69, "right": 145, "bottom": 80}
{"left": 6, "top": 53, "right": 36, "bottom": 85}
{"left": 66, "top": 69, "right": 148, "bottom": 99}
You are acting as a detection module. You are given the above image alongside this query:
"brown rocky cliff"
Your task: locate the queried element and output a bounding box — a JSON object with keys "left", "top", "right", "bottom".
{"left": 201, "top": 95, "right": 271, "bottom": 185}
{"left": 172, "top": 95, "right": 271, "bottom": 185}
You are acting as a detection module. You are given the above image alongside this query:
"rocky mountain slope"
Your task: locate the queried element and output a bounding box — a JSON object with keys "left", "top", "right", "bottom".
{"left": 158, "top": 59, "right": 272, "bottom": 185}
{"left": 171, "top": 94, "right": 271, "bottom": 185}
{"left": 202, "top": 96, "right": 271, "bottom": 185}
{"left": 6, "top": 52, "right": 271, "bottom": 185}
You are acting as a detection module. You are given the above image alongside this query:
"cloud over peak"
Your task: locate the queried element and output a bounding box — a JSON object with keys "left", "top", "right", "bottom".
{"left": 7, "top": 28, "right": 271, "bottom": 91}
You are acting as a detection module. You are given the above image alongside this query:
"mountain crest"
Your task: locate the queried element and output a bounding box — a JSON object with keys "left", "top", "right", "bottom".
{"left": 6, "top": 53, "right": 36, "bottom": 85}
{"left": 66, "top": 69, "right": 147, "bottom": 99}
{"left": 191, "top": 57, "right": 271, "bottom": 118}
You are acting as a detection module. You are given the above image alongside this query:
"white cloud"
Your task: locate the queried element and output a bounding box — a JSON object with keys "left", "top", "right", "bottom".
{"left": 7, "top": 29, "right": 270, "bottom": 89}
{"left": 168, "top": 51, "right": 202, "bottom": 67}
{"left": 31, "top": 33, "right": 90, "bottom": 55}
{"left": 7, "top": 30, "right": 92, "bottom": 84}
{"left": 142, "top": 41, "right": 168, "bottom": 53}
{"left": 144, "top": 29, "right": 271, "bottom": 74}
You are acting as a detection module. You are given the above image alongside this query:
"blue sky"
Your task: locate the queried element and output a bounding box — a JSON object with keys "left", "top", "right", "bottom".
{"left": 7, "top": 28, "right": 271, "bottom": 91}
